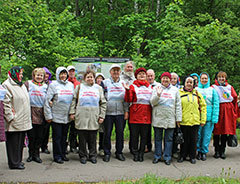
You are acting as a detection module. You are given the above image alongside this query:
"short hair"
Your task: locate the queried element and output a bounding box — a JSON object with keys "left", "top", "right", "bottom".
{"left": 217, "top": 71, "right": 227, "bottom": 79}
{"left": 147, "top": 69, "right": 155, "bottom": 75}
{"left": 32, "top": 68, "right": 46, "bottom": 77}
{"left": 124, "top": 61, "right": 135, "bottom": 70}
{"left": 83, "top": 69, "right": 96, "bottom": 80}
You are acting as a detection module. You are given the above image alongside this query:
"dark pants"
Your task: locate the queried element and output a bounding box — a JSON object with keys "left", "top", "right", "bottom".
{"left": 52, "top": 122, "right": 69, "bottom": 160}
{"left": 128, "top": 121, "right": 133, "bottom": 151}
{"left": 27, "top": 124, "right": 44, "bottom": 157}
{"left": 78, "top": 130, "right": 97, "bottom": 159}
{"left": 41, "top": 121, "right": 50, "bottom": 151}
{"left": 180, "top": 125, "right": 199, "bottom": 159}
{"left": 131, "top": 124, "right": 150, "bottom": 155}
{"left": 213, "top": 134, "right": 227, "bottom": 153}
{"left": 146, "top": 126, "right": 152, "bottom": 151}
{"left": 5, "top": 131, "right": 25, "bottom": 169}
{"left": 98, "top": 132, "right": 104, "bottom": 150}
{"left": 68, "top": 120, "right": 78, "bottom": 150}
{"left": 104, "top": 115, "right": 125, "bottom": 155}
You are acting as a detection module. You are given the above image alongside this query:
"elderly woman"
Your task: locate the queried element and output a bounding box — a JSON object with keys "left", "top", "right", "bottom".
{"left": 3, "top": 66, "right": 32, "bottom": 170}
{"left": 103, "top": 64, "right": 128, "bottom": 162}
{"left": 44, "top": 67, "right": 74, "bottom": 164}
{"left": 212, "top": 71, "right": 238, "bottom": 159}
{"left": 196, "top": 72, "right": 219, "bottom": 161}
{"left": 70, "top": 70, "right": 106, "bottom": 164}
{"left": 178, "top": 76, "right": 206, "bottom": 164}
{"left": 124, "top": 67, "right": 152, "bottom": 162}
{"left": 150, "top": 72, "right": 182, "bottom": 165}
{"left": 24, "top": 68, "right": 48, "bottom": 163}
{"left": 171, "top": 72, "right": 181, "bottom": 89}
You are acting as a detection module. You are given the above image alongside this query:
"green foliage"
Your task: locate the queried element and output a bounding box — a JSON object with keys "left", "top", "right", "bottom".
{"left": 0, "top": 0, "right": 240, "bottom": 91}
{"left": 0, "top": 0, "right": 97, "bottom": 82}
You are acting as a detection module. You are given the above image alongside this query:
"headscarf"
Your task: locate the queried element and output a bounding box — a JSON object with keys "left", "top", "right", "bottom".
{"left": 8, "top": 66, "right": 23, "bottom": 86}
{"left": 43, "top": 67, "right": 52, "bottom": 84}
{"left": 198, "top": 72, "right": 210, "bottom": 89}
{"left": 171, "top": 72, "right": 181, "bottom": 89}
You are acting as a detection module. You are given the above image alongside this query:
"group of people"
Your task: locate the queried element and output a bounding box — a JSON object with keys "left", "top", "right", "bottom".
{"left": 0, "top": 61, "right": 238, "bottom": 170}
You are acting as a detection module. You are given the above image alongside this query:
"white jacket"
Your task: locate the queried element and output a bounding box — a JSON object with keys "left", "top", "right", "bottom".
{"left": 150, "top": 84, "right": 182, "bottom": 129}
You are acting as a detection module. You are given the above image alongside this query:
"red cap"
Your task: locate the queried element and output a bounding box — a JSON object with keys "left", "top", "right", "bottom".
{"left": 134, "top": 67, "right": 147, "bottom": 78}
{"left": 161, "top": 72, "right": 171, "bottom": 80}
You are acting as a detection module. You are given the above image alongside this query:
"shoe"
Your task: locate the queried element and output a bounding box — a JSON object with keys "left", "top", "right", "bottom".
{"left": 213, "top": 152, "right": 220, "bottom": 159}
{"left": 201, "top": 153, "right": 207, "bottom": 161}
{"left": 9, "top": 165, "right": 25, "bottom": 170}
{"left": 116, "top": 154, "right": 125, "bottom": 161}
{"left": 54, "top": 158, "right": 64, "bottom": 164}
{"left": 42, "top": 148, "right": 50, "bottom": 154}
{"left": 62, "top": 156, "right": 69, "bottom": 161}
{"left": 133, "top": 154, "right": 138, "bottom": 162}
{"left": 196, "top": 152, "right": 202, "bottom": 160}
{"left": 190, "top": 158, "right": 196, "bottom": 164}
{"left": 26, "top": 156, "right": 33, "bottom": 162}
{"left": 33, "top": 156, "right": 42, "bottom": 163}
{"left": 80, "top": 158, "right": 87, "bottom": 164}
{"left": 152, "top": 158, "right": 160, "bottom": 164}
{"left": 164, "top": 160, "right": 171, "bottom": 165}
{"left": 103, "top": 155, "right": 110, "bottom": 162}
{"left": 220, "top": 152, "right": 226, "bottom": 159}
{"left": 138, "top": 153, "right": 144, "bottom": 162}
{"left": 89, "top": 158, "right": 97, "bottom": 164}
{"left": 177, "top": 157, "right": 184, "bottom": 163}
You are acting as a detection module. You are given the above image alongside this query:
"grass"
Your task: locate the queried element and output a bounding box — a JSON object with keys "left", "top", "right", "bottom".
{"left": 96, "top": 174, "right": 240, "bottom": 184}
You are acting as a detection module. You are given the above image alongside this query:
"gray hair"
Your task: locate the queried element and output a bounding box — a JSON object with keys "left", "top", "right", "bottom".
{"left": 147, "top": 69, "right": 155, "bottom": 75}
{"left": 124, "top": 61, "right": 135, "bottom": 70}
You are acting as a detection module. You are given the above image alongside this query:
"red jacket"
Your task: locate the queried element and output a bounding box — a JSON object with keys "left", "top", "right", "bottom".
{"left": 213, "top": 80, "right": 239, "bottom": 135}
{"left": 125, "top": 80, "right": 152, "bottom": 124}
{"left": 68, "top": 77, "right": 80, "bottom": 89}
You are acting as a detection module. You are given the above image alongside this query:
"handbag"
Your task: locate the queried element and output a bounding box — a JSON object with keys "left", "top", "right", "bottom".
{"left": 227, "top": 135, "right": 238, "bottom": 147}
{"left": 174, "top": 127, "right": 184, "bottom": 144}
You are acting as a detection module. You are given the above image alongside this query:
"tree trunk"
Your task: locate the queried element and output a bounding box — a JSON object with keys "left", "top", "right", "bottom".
{"left": 156, "top": 0, "right": 160, "bottom": 21}
{"left": 134, "top": 1, "right": 138, "bottom": 13}
{"left": 76, "top": 0, "right": 80, "bottom": 17}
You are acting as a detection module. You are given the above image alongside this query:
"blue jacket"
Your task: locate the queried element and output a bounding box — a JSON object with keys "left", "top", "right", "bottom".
{"left": 197, "top": 72, "right": 219, "bottom": 123}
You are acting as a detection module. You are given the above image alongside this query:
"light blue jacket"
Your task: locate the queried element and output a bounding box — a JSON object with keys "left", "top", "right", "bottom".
{"left": 197, "top": 72, "right": 219, "bottom": 123}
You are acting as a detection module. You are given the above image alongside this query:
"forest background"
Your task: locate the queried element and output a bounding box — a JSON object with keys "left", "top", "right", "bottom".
{"left": 0, "top": 0, "right": 240, "bottom": 90}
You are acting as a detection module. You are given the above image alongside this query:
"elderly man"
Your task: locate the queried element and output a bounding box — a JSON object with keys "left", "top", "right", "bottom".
{"left": 120, "top": 61, "right": 135, "bottom": 85}
{"left": 103, "top": 64, "right": 129, "bottom": 162}
{"left": 146, "top": 69, "right": 160, "bottom": 153}
{"left": 67, "top": 65, "right": 80, "bottom": 153}
{"left": 120, "top": 61, "right": 135, "bottom": 154}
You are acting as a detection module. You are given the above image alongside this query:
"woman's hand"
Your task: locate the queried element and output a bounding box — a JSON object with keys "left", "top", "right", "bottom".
{"left": 200, "top": 123, "right": 205, "bottom": 127}
{"left": 49, "top": 100, "right": 53, "bottom": 107}
{"left": 124, "top": 112, "right": 129, "bottom": 120}
{"left": 156, "top": 86, "right": 163, "bottom": 97}
{"left": 70, "top": 114, "right": 75, "bottom": 120}
{"left": 176, "top": 121, "right": 181, "bottom": 127}
{"left": 98, "top": 117, "right": 104, "bottom": 124}
{"left": 122, "top": 82, "right": 130, "bottom": 90}
{"left": 47, "top": 119, "right": 52, "bottom": 123}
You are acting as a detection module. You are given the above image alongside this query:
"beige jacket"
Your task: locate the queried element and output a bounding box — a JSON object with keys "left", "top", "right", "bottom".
{"left": 3, "top": 77, "right": 32, "bottom": 132}
{"left": 70, "top": 83, "right": 107, "bottom": 130}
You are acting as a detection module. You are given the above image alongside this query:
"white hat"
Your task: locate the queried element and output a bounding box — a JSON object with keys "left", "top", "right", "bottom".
{"left": 67, "top": 65, "right": 75, "bottom": 71}
{"left": 109, "top": 64, "right": 121, "bottom": 71}
{"left": 95, "top": 73, "right": 105, "bottom": 80}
